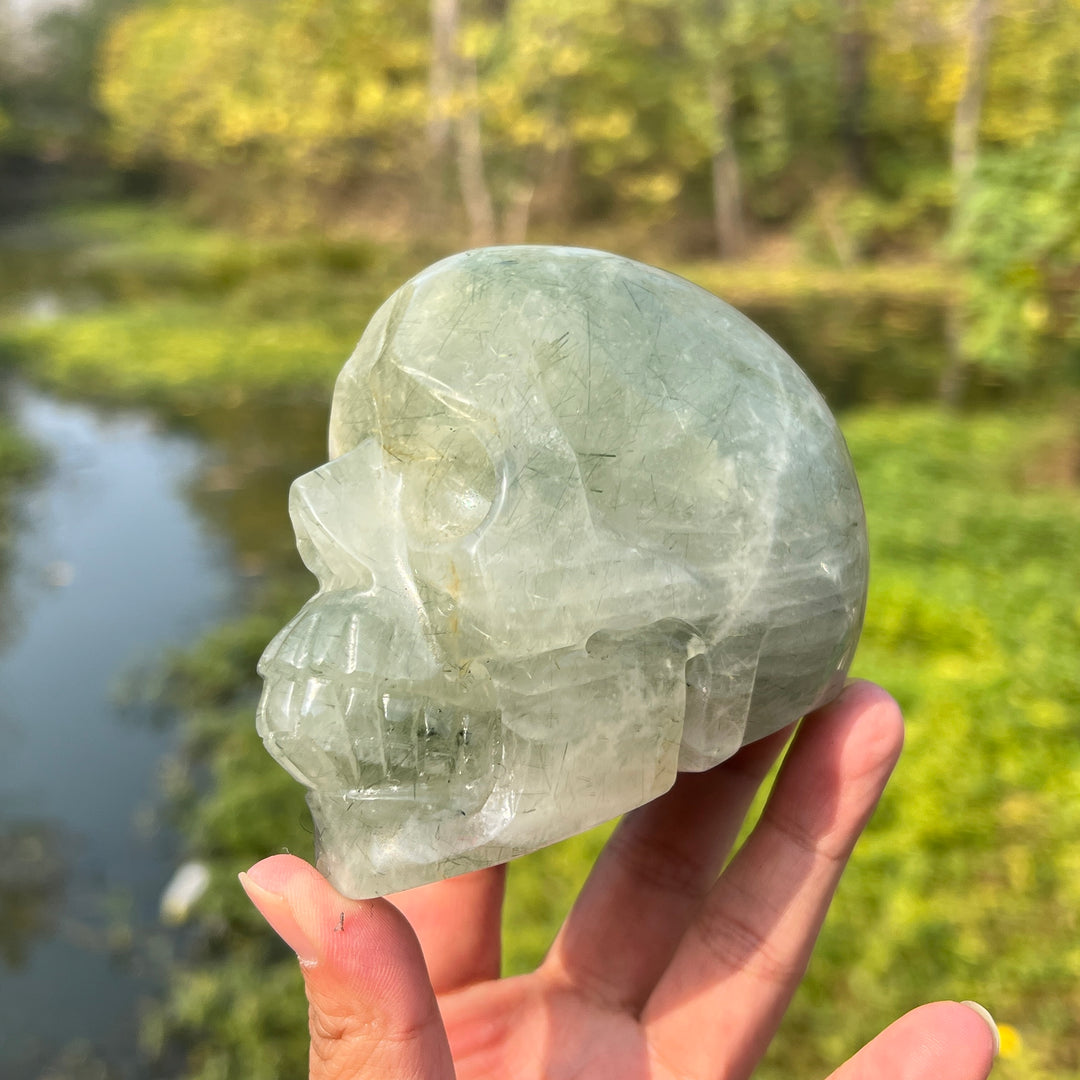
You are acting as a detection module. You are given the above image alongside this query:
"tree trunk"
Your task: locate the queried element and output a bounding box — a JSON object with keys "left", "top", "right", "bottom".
{"left": 951, "top": 0, "right": 994, "bottom": 201}
{"left": 427, "top": 0, "right": 457, "bottom": 163}
{"left": 454, "top": 53, "right": 497, "bottom": 247}
{"left": 837, "top": 0, "right": 869, "bottom": 184}
{"left": 709, "top": 67, "right": 745, "bottom": 259}
{"left": 424, "top": 0, "right": 458, "bottom": 225}
{"left": 940, "top": 299, "right": 971, "bottom": 410}
{"left": 501, "top": 179, "right": 534, "bottom": 244}
{"left": 941, "top": 0, "right": 994, "bottom": 405}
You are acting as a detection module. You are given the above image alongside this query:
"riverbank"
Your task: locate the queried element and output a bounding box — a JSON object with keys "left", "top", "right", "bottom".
{"left": 0, "top": 412, "right": 41, "bottom": 605}
{"left": 0, "top": 202, "right": 955, "bottom": 408}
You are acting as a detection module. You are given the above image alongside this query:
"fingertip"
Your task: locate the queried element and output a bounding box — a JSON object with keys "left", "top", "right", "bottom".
{"left": 239, "top": 859, "right": 322, "bottom": 964}
{"left": 243, "top": 852, "right": 320, "bottom": 895}
{"left": 241, "top": 856, "right": 453, "bottom": 1079}
{"left": 833, "top": 1001, "right": 998, "bottom": 1080}
{"left": 959, "top": 1002, "right": 997, "bottom": 1062}
{"left": 794, "top": 678, "right": 902, "bottom": 790}
{"left": 241, "top": 854, "right": 419, "bottom": 985}
{"left": 911, "top": 1001, "right": 999, "bottom": 1076}
{"left": 833, "top": 679, "right": 903, "bottom": 728}
{"left": 815, "top": 679, "right": 905, "bottom": 777}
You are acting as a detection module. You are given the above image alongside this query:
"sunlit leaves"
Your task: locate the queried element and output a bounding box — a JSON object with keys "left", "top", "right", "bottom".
{"left": 100, "top": 0, "right": 429, "bottom": 188}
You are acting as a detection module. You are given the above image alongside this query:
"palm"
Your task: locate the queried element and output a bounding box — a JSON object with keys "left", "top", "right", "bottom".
{"left": 244, "top": 683, "right": 999, "bottom": 1080}
{"left": 391, "top": 683, "right": 899, "bottom": 1079}
{"left": 440, "top": 973, "right": 647, "bottom": 1079}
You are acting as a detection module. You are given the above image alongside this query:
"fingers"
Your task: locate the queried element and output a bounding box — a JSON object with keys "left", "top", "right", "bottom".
{"left": 644, "top": 681, "right": 904, "bottom": 1080}
{"left": 543, "top": 724, "right": 792, "bottom": 1013}
{"left": 240, "top": 854, "right": 454, "bottom": 1080}
{"left": 827, "top": 1001, "right": 999, "bottom": 1080}
{"left": 389, "top": 864, "right": 507, "bottom": 995}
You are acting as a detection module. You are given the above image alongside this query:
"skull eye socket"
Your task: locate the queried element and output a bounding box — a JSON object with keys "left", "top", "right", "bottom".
{"left": 385, "top": 419, "right": 498, "bottom": 545}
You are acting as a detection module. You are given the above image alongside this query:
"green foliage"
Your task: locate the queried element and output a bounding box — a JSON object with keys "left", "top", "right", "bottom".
{"left": 81, "top": 0, "right": 960, "bottom": 234}
{"left": 6, "top": 304, "right": 349, "bottom": 404}
{"left": 503, "top": 824, "right": 614, "bottom": 974}
{"left": 97, "top": 0, "right": 430, "bottom": 226}
{"left": 0, "top": 416, "right": 43, "bottom": 648}
{"left": 145, "top": 603, "right": 315, "bottom": 1079}
{"left": 0, "top": 417, "right": 41, "bottom": 488}
{"left": 760, "top": 408, "right": 1080, "bottom": 1078}
{"left": 952, "top": 114, "right": 1080, "bottom": 381}
{"left": 0, "top": 0, "right": 131, "bottom": 159}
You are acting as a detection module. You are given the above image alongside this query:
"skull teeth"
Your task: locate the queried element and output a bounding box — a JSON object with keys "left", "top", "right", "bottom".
{"left": 257, "top": 673, "right": 498, "bottom": 803}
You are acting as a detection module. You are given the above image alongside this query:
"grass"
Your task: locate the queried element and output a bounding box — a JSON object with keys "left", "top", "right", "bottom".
{"left": 678, "top": 258, "right": 954, "bottom": 306}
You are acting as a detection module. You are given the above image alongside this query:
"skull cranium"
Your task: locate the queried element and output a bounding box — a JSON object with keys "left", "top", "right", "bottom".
{"left": 257, "top": 247, "right": 868, "bottom": 898}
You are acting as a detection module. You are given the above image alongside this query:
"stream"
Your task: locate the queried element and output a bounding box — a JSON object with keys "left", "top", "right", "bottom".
{"left": 0, "top": 385, "right": 237, "bottom": 1078}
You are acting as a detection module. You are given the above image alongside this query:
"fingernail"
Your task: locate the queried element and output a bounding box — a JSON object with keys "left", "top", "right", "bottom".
{"left": 961, "top": 1000, "right": 1001, "bottom": 1057}
{"left": 240, "top": 866, "right": 319, "bottom": 964}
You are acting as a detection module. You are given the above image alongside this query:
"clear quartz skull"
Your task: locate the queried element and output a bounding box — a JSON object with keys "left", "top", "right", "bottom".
{"left": 256, "top": 246, "right": 868, "bottom": 898}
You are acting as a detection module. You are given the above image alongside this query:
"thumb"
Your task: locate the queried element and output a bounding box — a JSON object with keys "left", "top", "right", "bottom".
{"left": 827, "top": 1000, "right": 999, "bottom": 1080}
{"left": 241, "top": 854, "right": 454, "bottom": 1080}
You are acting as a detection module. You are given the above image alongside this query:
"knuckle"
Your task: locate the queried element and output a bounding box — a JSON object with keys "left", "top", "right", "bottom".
{"left": 607, "top": 823, "right": 710, "bottom": 901}
{"left": 694, "top": 895, "right": 804, "bottom": 987}
{"left": 309, "top": 1002, "right": 353, "bottom": 1053}
{"left": 762, "top": 803, "right": 849, "bottom": 868}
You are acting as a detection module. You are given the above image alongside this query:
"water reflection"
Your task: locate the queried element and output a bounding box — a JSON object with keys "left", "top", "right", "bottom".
{"left": 180, "top": 399, "right": 330, "bottom": 579}
{"left": 0, "top": 820, "right": 68, "bottom": 970}
{"left": 0, "top": 387, "right": 235, "bottom": 1078}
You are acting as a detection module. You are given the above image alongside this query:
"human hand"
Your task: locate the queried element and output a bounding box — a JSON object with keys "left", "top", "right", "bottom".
{"left": 240, "top": 680, "right": 999, "bottom": 1079}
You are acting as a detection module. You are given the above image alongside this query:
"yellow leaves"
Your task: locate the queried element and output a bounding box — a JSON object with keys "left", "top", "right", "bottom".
{"left": 791, "top": 0, "right": 821, "bottom": 22}
{"left": 99, "top": 0, "right": 428, "bottom": 176}
{"left": 353, "top": 80, "right": 388, "bottom": 121}
{"left": 549, "top": 43, "right": 590, "bottom": 78}
{"left": 1021, "top": 296, "right": 1051, "bottom": 332}
{"left": 570, "top": 109, "right": 635, "bottom": 143}
{"left": 619, "top": 170, "right": 683, "bottom": 205}
{"left": 928, "top": 650, "right": 1003, "bottom": 684}
{"left": 1024, "top": 697, "right": 1069, "bottom": 730}
{"left": 507, "top": 112, "right": 553, "bottom": 149}
{"left": 999, "top": 791, "right": 1043, "bottom": 827}
{"left": 459, "top": 20, "right": 499, "bottom": 61}
{"left": 1003, "top": 843, "right": 1035, "bottom": 891}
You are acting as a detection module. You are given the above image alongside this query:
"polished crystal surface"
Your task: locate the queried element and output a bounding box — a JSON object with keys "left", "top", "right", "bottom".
{"left": 257, "top": 246, "right": 868, "bottom": 898}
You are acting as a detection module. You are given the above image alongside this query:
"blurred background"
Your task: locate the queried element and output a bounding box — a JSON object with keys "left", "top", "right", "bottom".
{"left": 0, "top": 0, "right": 1077, "bottom": 1077}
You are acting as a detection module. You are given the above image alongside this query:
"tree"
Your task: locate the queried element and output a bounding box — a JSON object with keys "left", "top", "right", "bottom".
{"left": 951, "top": 115, "right": 1080, "bottom": 388}
{"left": 682, "top": 0, "right": 747, "bottom": 257}
{"left": 100, "top": 0, "right": 430, "bottom": 225}
{"left": 945, "top": 0, "right": 1080, "bottom": 396}
{"left": 941, "top": 0, "right": 995, "bottom": 405}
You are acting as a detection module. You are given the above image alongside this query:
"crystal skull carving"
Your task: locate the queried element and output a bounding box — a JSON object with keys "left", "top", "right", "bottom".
{"left": 257, "top": 246, "right": 868, "bottom": 898}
